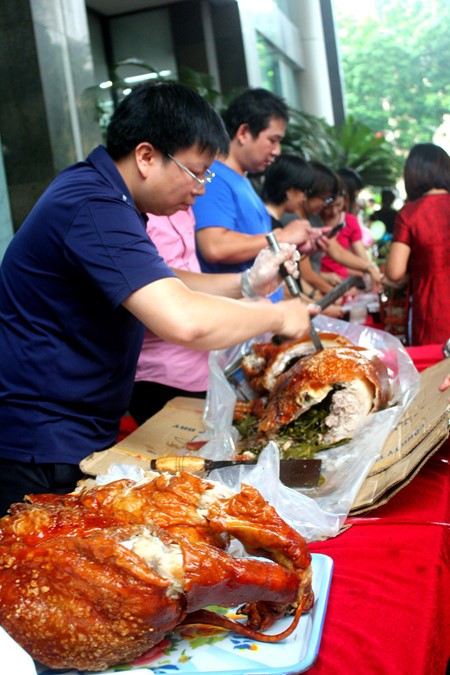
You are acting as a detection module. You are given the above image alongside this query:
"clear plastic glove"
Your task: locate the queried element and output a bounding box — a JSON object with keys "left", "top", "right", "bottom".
{"left": 240, "top": 243, "right": 300, "bottom": 298}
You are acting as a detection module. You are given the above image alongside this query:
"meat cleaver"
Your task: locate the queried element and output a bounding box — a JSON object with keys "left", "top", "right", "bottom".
{"left": 149, "top": 455, "right": 322, "bottom": 488}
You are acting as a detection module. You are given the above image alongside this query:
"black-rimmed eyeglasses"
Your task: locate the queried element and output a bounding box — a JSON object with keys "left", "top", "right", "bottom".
{"left": 167, "top": 154, "right": 215, "bottom": 190}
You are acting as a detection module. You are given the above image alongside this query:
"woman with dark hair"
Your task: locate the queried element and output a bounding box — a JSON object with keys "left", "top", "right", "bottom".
{"left": 320, "top": 176, "right": 370, "bottom": 279}
{"left": 261, "top": 153, "right": 314, "bottom": 228}
{"left": 287, "top": 161, "right": 381, "bottom": 295}
{"left": 385, "top": 143, "right": 450, "bottom": 344}
{"left": 337, "top": 167, "right": 364, "bottom": 215}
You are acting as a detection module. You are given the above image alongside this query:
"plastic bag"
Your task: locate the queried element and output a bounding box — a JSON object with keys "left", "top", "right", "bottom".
{"left": 198, "top": 315, "right": 420, "bottom": 542}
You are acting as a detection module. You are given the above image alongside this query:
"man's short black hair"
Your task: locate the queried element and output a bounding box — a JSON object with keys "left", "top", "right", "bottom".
{"left": 222, "top": 88, "right": 289, "bottom": 140}
{"left": 106, "top": 81, "right": 229, "bottom": 160}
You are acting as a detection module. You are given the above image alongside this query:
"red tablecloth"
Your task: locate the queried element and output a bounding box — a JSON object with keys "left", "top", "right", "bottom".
{"left": 308, "top": 441, "right": 449, "bottom": 675}
{"left": 307, "top": 343, "right": 449, "bottom": 674}
{"left": 406, "top": 343, "right": 445, "bottom": 372}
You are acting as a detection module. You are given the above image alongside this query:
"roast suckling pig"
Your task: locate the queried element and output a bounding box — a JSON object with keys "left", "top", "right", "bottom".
{"left": 0, "top": 472, "right": 313, "bottom": 671}
{"left": 235, "top": 340, "right": 390, "bottom": 457}
{"left": 241, "top": 333, "right": 353, "bottom": 395}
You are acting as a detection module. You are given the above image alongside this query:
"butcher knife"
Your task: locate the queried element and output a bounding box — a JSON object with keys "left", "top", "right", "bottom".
{"left": 265, "top": 232, "right": 323, "bottom": 351}
{"left": 149, "top": 455, "right": 322, "bottom": 488}
{"left": 316, "top": 274, "right": 366, "bottom": 310}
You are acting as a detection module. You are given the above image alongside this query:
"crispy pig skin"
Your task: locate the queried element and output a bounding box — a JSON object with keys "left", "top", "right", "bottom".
{"left": 242, "top": 333, "right": 353, "bottom": 394}
{"left": 0, "top": 474, "right": 313, "bottom": 671}
{"left": 258, "top": 346, "right": 390, "bottom": 435}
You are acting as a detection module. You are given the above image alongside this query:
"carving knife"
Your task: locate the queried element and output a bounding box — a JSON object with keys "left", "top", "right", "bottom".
{"left": 149, "top": 455, "right": 322, "bottom": 488}
{"left": 316, "top": 274, "right": 366, "bottom": 310}
{"left": 266, "top": 232, "right": 323, "bottom": 351}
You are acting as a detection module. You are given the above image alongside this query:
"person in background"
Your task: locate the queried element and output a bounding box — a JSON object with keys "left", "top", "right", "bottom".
{"left": 285, "top": 161, "right": 381, "bottom": 298}
{"left": 320, "top": 176, "right": 370, "bottom": 280}
{"left": 129, "top": 207, "right": 302, "bottom": 424}
{"left": 385, "top": 142, "right": 450, "bottom": 345}
{"left": 369, "top": 188, "right": 398, "bottom": 235}
{"left": 261, "top": 152, "right": 314, "bottom": 230}
{"left": 192, "top": 88, "right": 322, "bottom": 296}
{"left": 129, "top": 208, "right": 209, "bottom": 425}
{"left": 0, "top": 82, "right": 313, "bottom": 514}
{"left": 260, "top": 154, "right": 341, "bottom": 308}
{"left": 131, "top": 192, "right": 319, "bottom": 425}
{"left": 337, "top": 166, "right": 364, "bottom": 217}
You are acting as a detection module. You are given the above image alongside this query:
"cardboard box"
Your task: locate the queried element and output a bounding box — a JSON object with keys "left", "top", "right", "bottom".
{"left": 80, "top": 396, "right": 206, "bottom": 475}
{"left": 350, "top": 358, "right": 449, "bottom": 512}
{"left": 81, "top": 360, "right": 449, "bottom": 514}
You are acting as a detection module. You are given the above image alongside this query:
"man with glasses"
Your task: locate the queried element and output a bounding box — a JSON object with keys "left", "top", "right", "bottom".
{"left": 0, "top": 82, "right": 313, "bottom": 514}
{"left": 193, "top": 88, "right": 325, "bottom": 298}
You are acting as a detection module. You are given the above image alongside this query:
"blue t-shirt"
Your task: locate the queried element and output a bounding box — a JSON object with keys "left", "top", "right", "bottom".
{"left": 0, "top": 145, "right": 175, "bottom": 463}
{"left": 193, "top": 160, "right": 272, "bottom": 274}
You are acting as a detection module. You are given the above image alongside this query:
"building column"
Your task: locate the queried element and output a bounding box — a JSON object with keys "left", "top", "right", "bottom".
{"left": 0, "top": 0, "right": 100, "bottom": 231}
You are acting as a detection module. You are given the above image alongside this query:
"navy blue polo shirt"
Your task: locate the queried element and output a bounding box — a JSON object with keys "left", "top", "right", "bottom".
{"left": 0, "top": 145, "right": 175, "bottom": 463}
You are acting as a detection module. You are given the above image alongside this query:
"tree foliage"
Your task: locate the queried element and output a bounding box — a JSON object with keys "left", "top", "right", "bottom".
{"left": 335, "top": 0, "right": 450, "bottom": 155}
{"left": 283, "top": 109, "right": 400, "bottom": 188}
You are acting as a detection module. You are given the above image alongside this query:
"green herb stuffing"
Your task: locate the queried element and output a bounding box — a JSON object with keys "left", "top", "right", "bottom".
{"left": 235, "top": 391, "right": 349, "bottom": 459}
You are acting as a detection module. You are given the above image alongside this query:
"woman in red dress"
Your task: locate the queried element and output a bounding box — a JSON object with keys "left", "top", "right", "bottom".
{"left": 385, "top": 143, "right": 450, "bottom": 345}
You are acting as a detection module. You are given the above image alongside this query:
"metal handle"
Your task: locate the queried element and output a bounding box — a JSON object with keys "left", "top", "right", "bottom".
{"left": 265, "top": 232, "right": 302, "bottom": 297}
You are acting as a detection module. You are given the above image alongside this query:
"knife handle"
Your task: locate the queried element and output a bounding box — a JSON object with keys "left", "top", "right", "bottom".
{"left": 150, "top": 456, "right": 210, "bottom": 474}
{"left": 266, "top": 232, "right": 302, "bottom": 296}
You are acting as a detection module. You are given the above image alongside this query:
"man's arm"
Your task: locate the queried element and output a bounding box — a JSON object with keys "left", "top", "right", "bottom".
{"left": 195, "top": 220, "right": 316, "bottom": 266}
{"left": 122, "top": 277, "right": 311, "bottom": 350}
{"left": 195, "top": 227, "right": 270, "bottom": 265}
{"left": 173, "top": 268, "right": 242, "bottom": 297}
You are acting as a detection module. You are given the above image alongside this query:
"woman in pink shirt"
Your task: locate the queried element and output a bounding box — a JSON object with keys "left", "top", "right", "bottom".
{"left": 320, "top": 181, "right": 370, "bottom": 279}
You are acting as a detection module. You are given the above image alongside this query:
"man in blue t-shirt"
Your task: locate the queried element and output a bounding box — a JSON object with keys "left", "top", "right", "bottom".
{"left": 193, "top": 88, "right": 316, "bottom": 284}
{"left": 0, "top": 82, "right": 313, "bottom": 513}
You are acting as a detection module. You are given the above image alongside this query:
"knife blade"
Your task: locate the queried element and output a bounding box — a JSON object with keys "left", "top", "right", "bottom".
{"left": 317, "top": 274, "right": 365, "bottom": 310}
{"left": 149, "top": 455, "right": 322, "bottom": 488}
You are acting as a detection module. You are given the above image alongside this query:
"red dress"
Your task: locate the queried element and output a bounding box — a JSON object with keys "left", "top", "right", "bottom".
{"left": 393, "top": 192, "right": 450, "bottom": 345}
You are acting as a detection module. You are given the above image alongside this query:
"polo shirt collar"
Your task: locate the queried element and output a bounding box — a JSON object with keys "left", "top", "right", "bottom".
{"left": 87, "top": 145, "right": 135, "bottom": 209}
